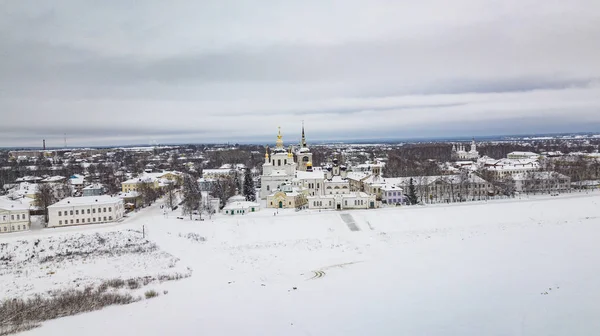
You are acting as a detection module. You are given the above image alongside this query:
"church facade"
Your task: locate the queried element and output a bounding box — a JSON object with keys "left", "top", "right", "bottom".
{"left": 451, "top": 138, "right": 480, "bottom": 161}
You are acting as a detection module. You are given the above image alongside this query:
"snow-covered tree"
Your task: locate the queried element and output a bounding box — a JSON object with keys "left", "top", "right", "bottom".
{"left": 242, "top": 169, "right": 256, "bottom": 201}
{"left": 182, "top": 174, "right": 201, "bottom": 219}
{"left": 407, "top": 178, "right": 418, "bottom": 205}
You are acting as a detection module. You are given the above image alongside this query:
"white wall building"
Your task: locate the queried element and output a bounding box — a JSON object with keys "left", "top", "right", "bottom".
{"left": 47, "top": 195, "right": 125, "bottom": 227}
{"left": 222, "top": 195, "right": 260, "bottom": 215}
{"left": 0, "top": 198, "right": 30, "bottom": 233}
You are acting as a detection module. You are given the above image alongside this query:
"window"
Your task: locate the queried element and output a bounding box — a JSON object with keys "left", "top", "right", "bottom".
{"left": 58, "top": 211, "right": 62, "bottom": 216}
{"left": 88, "top": 218, "right": 90, "bottom": 223}
{"left": 70, "top": 220, "right": 73, "bottom": 224}
{"left": 76, "top": 219, "right": 79, "bottom": 223}
{"left": 70, "top": 210, "right": 73, "bottom": 215}
{"left": 104, "top": 216, "right": 107, "bottom": 221}
{"left": 87, "top": 209, "right": 90, "bottom": 214}
{"left": 59, "top": 220, "right": 62, "bottom": 225}
{"left": 109, "top": 216, "right": 112, "bottom": 220}
{"left": 93, "top": 209, "right": 96, "bottom": 213}
{"left": 103, "top": 208, "right": 107, "bottom": 213}
{"left": 93, "top": 218, "right": 96, "bottom": 222}
{"left": 75, "top": 210, "right": 79, "bottom": 215}
{"left": 108, "top": 207, "right": 112, "bottom": 212}
{"left": 17, "top": 225, "right": 20, "bottom": 230}
{"left": 3, "top": 227, "right": 6, "bottom": 231}
{"left": 11, "top": 215, "right": 14, "bottom": 220}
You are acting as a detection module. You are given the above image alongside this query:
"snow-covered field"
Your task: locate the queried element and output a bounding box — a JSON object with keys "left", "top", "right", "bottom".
{"left": 0, "top": 230, "right": 191, "bottom": 301}
{"left": 2, "top": 192, "right": 600, "bottom": 335}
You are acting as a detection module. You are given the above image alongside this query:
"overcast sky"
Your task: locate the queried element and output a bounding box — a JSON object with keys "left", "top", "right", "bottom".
{"left": 1, "top": 0, "right": 600, "bottom": 147}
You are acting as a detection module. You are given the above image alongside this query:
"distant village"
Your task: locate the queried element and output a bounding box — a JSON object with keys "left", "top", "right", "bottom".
{"left": 1, "top": 127, "right": 599, "bottom": 234}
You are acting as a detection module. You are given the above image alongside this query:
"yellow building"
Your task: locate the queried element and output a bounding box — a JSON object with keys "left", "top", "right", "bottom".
{"left": 121, "top": 171, "right": 182, "bottom": 193}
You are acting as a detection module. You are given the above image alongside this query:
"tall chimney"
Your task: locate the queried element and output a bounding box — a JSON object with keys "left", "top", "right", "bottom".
{"left": 43, "top": 139, "right": 46, "bottom": 150}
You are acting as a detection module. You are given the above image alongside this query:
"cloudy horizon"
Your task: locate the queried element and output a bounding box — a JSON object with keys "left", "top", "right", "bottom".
{"left": 2, "top": 0, "right": 600, "bottom": 147}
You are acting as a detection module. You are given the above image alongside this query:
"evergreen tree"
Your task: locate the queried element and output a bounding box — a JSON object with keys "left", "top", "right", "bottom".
{"left": 407, "top": 178, "right": 418, "bottom": 205}
{"left": 243, "top": 169, "right": 256, "bottom": 201}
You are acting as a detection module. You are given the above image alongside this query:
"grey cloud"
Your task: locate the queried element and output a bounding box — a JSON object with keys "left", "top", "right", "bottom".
{"left": 1, "top": 0, "right": 600, "bottom": 147}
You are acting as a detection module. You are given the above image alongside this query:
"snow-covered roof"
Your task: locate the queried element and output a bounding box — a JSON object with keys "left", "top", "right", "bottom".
{"left": 327, "top": 176, "right": 348, "bottom": 183}
{"left": 69, "top": 174, "right": 86, "bottom": 185}
{"left": 48, "top": 195, "right": 123, "bottom": 208}
{"left": 507, "top": 151, "right": 540, "bottom": 157}
{"left": 15, "top": 176, "right": 42, "bottom": 183}
{"left": 346, "top": 172, "right": 370, "bottom": 181}
{"left": 83, "top": 183, "right": 104, "bottom": 190}
{"left": 41, "top": 175, "right": 66, "bottom": 183}
{"left": 223, "top": 201, "right": 260, "bottom": 210}
{"left": 202, "top": 169, "right": 233, "bottom": 177}
{"left": 228, "top": 195, "right": 246, "bottom": 203}
{"left": 0, "top": 198, "right": 30, "bottom": 211}
{"left": 381, "top": 185, "right": 403, "bottom": 192}
{"left": 295, "top": 169, "right": 325, "bottom": 180}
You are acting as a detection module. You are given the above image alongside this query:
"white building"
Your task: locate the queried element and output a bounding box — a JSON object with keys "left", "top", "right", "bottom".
{"left": 0, "top": 198, "right": 30, "bottom": 233}
{"left": 451, "top": 139, "right": 480, "bottom": 161}
{"left": 222, "top": 195, "right": 260, "bottom": 215}
{"left": 307, "top": 192, "right": 375, "bottom": 210}
{"left": 513, "top": 172, "right": 571, "bottom": 194}
{"left": 47, "top": 195, "right": 125, "bottom": 227}
{"left": 260, "top": 127, "right": 298, "bottom": 199}
{"left": 479, "top": 158, "right": 540, "bottom": 178}
{"left": 294, "top": 169, "right": 324, "bottom": 196}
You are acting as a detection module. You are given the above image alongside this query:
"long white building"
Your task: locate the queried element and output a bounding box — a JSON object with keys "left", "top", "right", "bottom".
{"left": 47, "top": 195, "right": 125, "bottom": 227}
{"left": 0, "top": 198, "right": 30, "bottom": 233}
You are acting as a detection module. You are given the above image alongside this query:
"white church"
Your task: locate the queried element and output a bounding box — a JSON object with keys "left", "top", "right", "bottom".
{"left": 261, "top": 125, "right": 375, "bottom": 210}
{"left": 451, "top": 138, "right": 480, "bottom": 161}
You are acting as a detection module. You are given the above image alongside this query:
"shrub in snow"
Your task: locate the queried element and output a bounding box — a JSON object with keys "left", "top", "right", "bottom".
{"left": 0, "top": 286, "right": 137, "bottom": 335}
{"left": 144, "top": 290, "right": 159, "bottom": 299}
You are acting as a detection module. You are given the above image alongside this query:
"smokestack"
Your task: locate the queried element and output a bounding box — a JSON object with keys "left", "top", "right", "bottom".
{"left": 43, "top": 139, "right": 46, "bottom": 150}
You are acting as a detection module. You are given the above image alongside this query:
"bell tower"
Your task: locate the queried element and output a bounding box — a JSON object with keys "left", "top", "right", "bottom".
{"left": 296, "top": 121, "right": 313, "bottom": 171}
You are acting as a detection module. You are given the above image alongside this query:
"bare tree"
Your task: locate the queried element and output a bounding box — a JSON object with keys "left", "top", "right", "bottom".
{"left": 164, "top": 184, "right": 177, "bottom": 210}
{"left": 211, "top": 177, "right": 237, "bottom": 210}
{"left": 34, "top": 183, "right": 57, "bottom": 224}
{"left": 182, "top": 174, "right": 201, "bottom": 219}
{"left": 138, "top": 182, "right": 158, "bottom": 206}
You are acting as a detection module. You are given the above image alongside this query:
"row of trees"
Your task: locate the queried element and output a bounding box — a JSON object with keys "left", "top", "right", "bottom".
{"left": 179, "top": 169, "right": 256, "bottom": 219}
